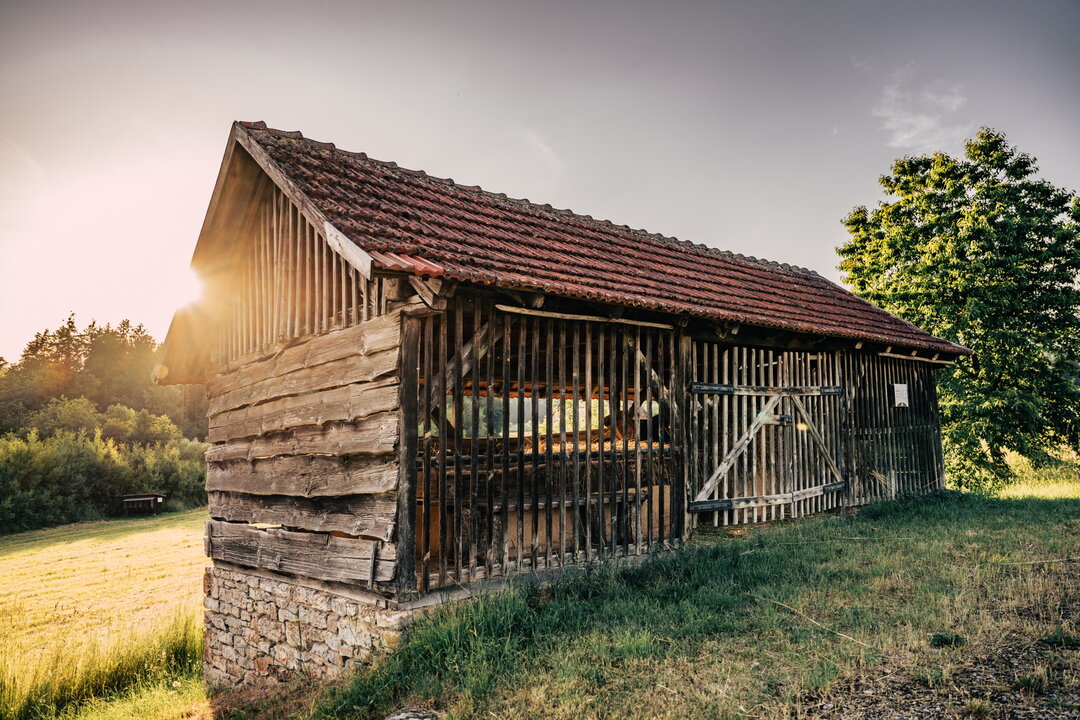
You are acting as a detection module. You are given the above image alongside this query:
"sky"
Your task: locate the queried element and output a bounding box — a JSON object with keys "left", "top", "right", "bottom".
{"left": 1, "top": 0, "right": 1078, "bottom": 361}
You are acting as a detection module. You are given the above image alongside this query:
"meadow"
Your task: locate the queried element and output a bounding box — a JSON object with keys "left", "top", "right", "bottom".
{"left": 1, "top": 478, "right": 1077, "bottom": 720}
{"left": 0, "top": 509, "right": 208, "bottom": 720}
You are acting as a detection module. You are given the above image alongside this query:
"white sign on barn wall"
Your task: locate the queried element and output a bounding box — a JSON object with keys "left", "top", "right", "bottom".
{"left": 893, "top": 383, "right": 909, "bottom": 408}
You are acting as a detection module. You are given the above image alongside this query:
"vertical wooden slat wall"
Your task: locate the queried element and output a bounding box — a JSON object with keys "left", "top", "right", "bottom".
{"left": 217, "top": 185, "right": 381, "bottom": 367}
{"left": 409, "top": 318, "right": 949, "bottom": 590}
{"left": 412, "top": 300, "right": 679, "bottom": 589}
{"left": 844, "top": 353, "right": 944, "bottom": 505}
{"left": 684, "top": 341, "right": 943, "bottom": 525}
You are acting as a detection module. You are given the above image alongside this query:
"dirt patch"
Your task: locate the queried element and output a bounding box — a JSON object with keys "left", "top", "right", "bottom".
{"left": 803, "top": 636, "right": 1079, "bottom": 719}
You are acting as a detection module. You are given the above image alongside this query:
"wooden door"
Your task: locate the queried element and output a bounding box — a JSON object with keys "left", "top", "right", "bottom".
{"left": 686, "top": 347, "right": 847, "bottom": 524}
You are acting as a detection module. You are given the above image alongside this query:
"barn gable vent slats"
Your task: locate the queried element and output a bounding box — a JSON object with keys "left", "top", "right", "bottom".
{"left": 217, "top": 184, "right": 386, "bottom": 366}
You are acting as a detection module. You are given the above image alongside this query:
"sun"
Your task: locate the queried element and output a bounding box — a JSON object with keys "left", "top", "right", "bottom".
{"left": 175, "top": 266, "right": 204, "bottom": 310}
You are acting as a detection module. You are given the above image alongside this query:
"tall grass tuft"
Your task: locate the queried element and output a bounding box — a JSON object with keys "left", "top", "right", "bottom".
{"left": 315, "top": 571, "right": 634, "bottom": 720}
{"left": 0, "top": 611, "right": 202, "bottom": 720}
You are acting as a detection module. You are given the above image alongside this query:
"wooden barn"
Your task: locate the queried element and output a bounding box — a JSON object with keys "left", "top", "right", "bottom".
{"left": 159, "top": 121, "right": 970, "bottom": 686}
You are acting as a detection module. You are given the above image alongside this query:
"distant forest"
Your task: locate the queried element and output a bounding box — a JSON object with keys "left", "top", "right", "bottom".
{"left": 0, "top": 316, "right": 208, "bottom": 533}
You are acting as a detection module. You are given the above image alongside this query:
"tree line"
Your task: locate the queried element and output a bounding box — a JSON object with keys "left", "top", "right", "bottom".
{"left": 0, "top": 317, "right": 209, "bottom": 533}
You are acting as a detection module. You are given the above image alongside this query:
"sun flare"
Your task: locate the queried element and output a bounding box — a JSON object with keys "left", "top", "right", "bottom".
{"left": 176, "top": 266, "right": 204, "bottom": 309}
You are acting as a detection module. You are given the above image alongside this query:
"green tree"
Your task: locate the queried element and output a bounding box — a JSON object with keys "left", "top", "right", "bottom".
{"left": 840, "top": 128, "right": 1080, "bottom": 490}
{"left": 26, "top": 397, "right": 102, "bottom": 437}
{"left": 0, "top": 317, "right": 208, "bottom": 439}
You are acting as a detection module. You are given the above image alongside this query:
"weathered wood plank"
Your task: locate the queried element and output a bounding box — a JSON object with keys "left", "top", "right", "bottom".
{"left": 206, "top": 519, "right": 396, "bottom": 584}
{"left": 323, "top": 220, "right": 373, "bottom": 281}
{"left": 205, "top": 414, "right": 398, "bottom": 463}
{"left": 208, "top": 491, "right": 396, "bottom": 541}
{"left": 208, "top": 347, "right": 399, "bottom": 415}
{"left": 208, "top": 311, "right": 400, "bottom": 395}
{"left": 395, "top": 316, "right": 420, "bottom": 593}
{"left": 494, "top": 303, "right": 674, "bottom": 330}
{"left": 689, "top": 481, "right": 845, "bottom": 513}
{"left": 789, "top": 395, "right": 845, "bottom": 485}
{"left": 206, "top": 454, "right": 398, "bottom": 497}
{"left": 208, "top": 378, "right": 398, "bottom": 443}
{"left": 690, "top": 383, "right": 843, "bottom": 397}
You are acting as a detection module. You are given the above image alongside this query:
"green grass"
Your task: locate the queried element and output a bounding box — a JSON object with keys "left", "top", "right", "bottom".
{"left": 315, "top": 483, "right": 1080, "bottom": 720}
{"left": 0, "top": 510, "right": 208, "bottom": 720}
{"left": 4, "top": 479, "right": 1078, "bottom": 719}
{"left": 1, "top": 613, "right": 203, "bottom": 720}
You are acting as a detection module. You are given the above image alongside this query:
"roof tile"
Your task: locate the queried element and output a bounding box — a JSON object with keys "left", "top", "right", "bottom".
{"left": 243, "top": 124, "right": 967, "bottom": 355}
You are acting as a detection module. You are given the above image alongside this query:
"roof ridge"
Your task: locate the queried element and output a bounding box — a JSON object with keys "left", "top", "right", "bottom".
{"left": 240, "top": 122, "right": 825, "bottom": 281}
{"left": 233, "top": 121, "right": 967, "bottom": 355}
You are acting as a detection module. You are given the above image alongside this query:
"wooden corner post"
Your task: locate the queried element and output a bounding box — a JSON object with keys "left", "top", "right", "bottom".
{"left": 675, "top": 330, "right": 692, "bottom": 543}
{"left": 395, "top": 315, "right": 421, "bottom": 596}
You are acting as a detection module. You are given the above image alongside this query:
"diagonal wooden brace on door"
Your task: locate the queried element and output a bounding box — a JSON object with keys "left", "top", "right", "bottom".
{"left": 690, "top": 386, "right": 847, "bottom": 512}
{"left": 693, "top": 394, "right": 783, "bottom": 503}
{"left": 787, "top": 395, "right": 845, "bottom": 485}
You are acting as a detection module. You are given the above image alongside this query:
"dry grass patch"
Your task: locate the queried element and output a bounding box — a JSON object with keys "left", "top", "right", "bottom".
{"left": 0, "top": 509, "right": 208, "bottom": 719}
{"left": 0, "top": 508, "right": 208, "bottom": 652}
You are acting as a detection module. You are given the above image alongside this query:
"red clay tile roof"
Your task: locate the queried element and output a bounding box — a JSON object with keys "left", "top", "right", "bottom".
{"left": 241, "top": 122, "right": 968, "bottom": 356}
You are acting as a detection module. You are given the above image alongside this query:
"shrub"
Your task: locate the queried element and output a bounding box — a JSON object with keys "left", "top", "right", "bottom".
{"left": 0, "top": 430, "right": 207, "bottom": 534}
{"left": 25, "top": 397, "right": 101, "bottom": 437}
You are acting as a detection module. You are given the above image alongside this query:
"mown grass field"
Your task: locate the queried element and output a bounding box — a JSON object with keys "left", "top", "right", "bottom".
{"left": 0, "top": 509, "right": 208, "bottom": 651}
{"left": 2, "top": 480, "right": 1077, "bottom": 720}
{"left": 0, "top": 509, "right": 209, "bottom": 720}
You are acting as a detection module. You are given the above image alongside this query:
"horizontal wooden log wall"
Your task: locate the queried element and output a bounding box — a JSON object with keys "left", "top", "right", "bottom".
{"left": 204, "top": 194, "right": 404, "bottom": 589}
{"left": 206, "top": 519, "right": 397, "bottom": 586}
{"left": 843, "top": 353, "right": 945, "bottom": 504}
{"left": 216, "top": 183, "right": 388, "bottom": 366}
{"left": 410, "top": 299, "right": 683, "bottom": 592}
{"left": 687, "top": 344, "right": 846, "bottom": 526}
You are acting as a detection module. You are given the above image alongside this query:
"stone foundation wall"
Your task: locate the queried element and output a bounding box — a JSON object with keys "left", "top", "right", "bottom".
{"left": 203, "top": 566, "right": 413, "bottom": 687}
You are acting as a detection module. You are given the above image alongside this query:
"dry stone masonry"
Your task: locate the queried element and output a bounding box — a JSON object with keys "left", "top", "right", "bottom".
{"left": 203, "top": 566, "right": 413, "bottom": 686}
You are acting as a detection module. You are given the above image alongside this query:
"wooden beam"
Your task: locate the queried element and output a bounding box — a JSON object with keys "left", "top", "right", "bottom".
{"left": 206, "top": 455, "right": 398, "bottom": 497}
{"left": 409, "top": 276, "right": 456, "bottom": 310}
{"left": 205, "top": 415, "right": 398, "bottom": 463}
{"left": 208, "top": 377, "right": 399, "bottom": 443}
{"left": 878, "top": 352, "right": 955, "bottom": 366}
{"left": 689, "top": 481, "right": 846, "bottom": 513}
{"left": 788, "top": 395, "right": 845, "bottom": 484}
{"left": 689, "top": 383, "right": 843, "bottom": 397}
{"left": 323, "top": 221, "right": 373, "bottom": 280}
{"left": 500, "top": 289, "right": 545, "bottom": 308}
{"left": 395, "top": 316, "right": 420, "bottom": 594}
{"left": 211, "top": 310, "right": 400, "bottom": 383}
{"left": 208, "top": 491, "right": 396, "bottom": 541}
{"left": 206, "top": 519, "right": 396, "bottom": 585}
{"left": 208, "top": 349, "right": 398, "bottom": 416}
{"left": 494, "top": 304, "right": 674, "bottom": 330}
